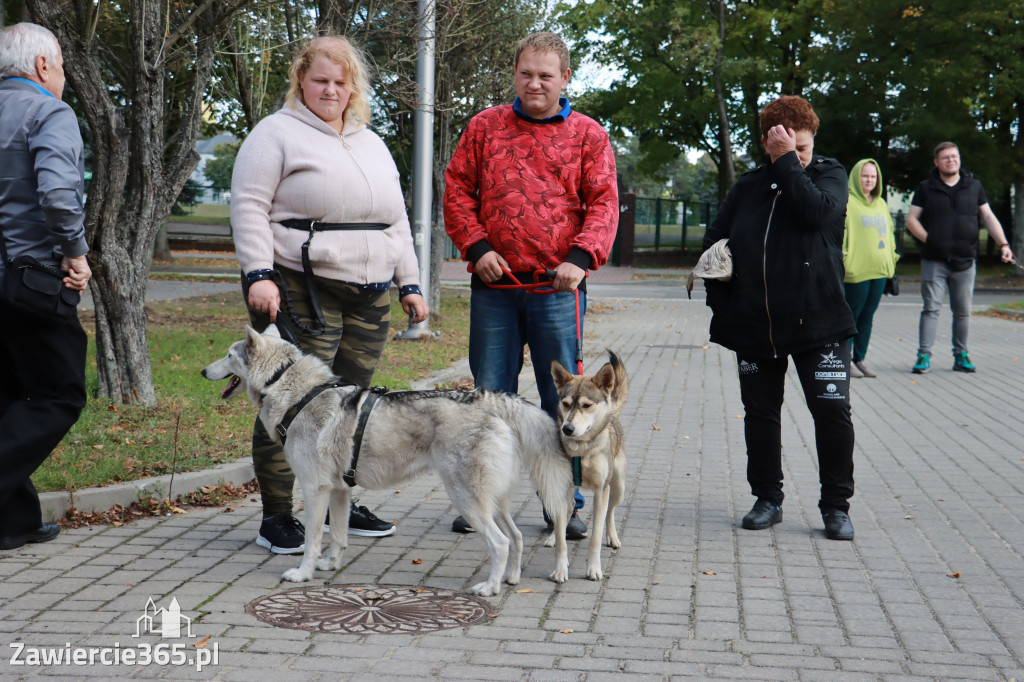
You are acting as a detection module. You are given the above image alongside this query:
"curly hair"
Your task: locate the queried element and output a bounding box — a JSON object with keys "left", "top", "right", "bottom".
{"left": 286, "top": 35, "right": 372, "bottom": 126}
{"left": 759, "top": 95, "right": 819, "bottom": 137}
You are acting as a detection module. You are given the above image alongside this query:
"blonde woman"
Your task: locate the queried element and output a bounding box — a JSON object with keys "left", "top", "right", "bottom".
{"left": 230, "top": 36, "right": 428, "bottom": 553}
{"left": 842, "top": 159, "right": 898, "bottom": 378}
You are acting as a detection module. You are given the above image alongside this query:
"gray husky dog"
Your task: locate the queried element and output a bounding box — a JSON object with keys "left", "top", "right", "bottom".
{"left": 202, "top": 324, "right": 574, "bottom": 596}
{"left": 546, "top": 350, "right": 629, "bottom": 581}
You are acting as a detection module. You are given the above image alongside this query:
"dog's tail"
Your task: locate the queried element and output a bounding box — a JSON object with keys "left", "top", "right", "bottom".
{"left": 505, "top": 397, "right": 575, "bottom": 519}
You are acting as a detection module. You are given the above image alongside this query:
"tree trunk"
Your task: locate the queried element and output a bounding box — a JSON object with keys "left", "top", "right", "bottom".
{"left": 30, "top": 0, "right": 226, "bottom": 405}
{"left": 712, "top": 0, "right": 735, "bottom": 200}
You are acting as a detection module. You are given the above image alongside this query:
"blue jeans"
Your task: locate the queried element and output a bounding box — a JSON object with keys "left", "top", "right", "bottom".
{"left": 469, "top": 287, "right": 587, "bottom": 511}
{"left": 843, "top": 278, "right": 886, "bottom": 362}
{"left": 918, "top": 259, "right": 975, "bottom": 356}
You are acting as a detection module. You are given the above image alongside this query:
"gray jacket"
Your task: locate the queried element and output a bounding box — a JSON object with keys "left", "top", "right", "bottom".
{"left": 0, "top": 77, "right": 87, "bottom": 276}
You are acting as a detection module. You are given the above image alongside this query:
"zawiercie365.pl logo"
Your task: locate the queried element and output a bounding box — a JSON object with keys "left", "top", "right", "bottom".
{"left": 9, "top": 596, "right": 218, "bottom": 672}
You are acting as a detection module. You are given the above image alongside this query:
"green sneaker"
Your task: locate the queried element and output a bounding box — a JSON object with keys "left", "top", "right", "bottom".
{"left": 953, "top": 351, "right": 976, "bottom": 373}
{"left": 912, "top": 353, "right": 930, "bottom": 374}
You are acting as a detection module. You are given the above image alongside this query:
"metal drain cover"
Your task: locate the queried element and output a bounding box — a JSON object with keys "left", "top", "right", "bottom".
{"left": 246, "top": 585, "right": 494, "bottom": 634}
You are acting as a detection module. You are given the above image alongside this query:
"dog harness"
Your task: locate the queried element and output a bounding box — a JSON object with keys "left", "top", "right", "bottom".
{"left": 273, "top": 380, "right": 388, "bottom": 488}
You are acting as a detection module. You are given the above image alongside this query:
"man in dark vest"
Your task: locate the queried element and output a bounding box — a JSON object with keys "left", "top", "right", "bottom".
{"left": 906, "top": 142, "right": 1015, "bottom": 374}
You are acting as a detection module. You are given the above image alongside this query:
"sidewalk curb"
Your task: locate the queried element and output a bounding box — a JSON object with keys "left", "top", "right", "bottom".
{"left": 38, "top": 458, "right": 255, "bottom": 523}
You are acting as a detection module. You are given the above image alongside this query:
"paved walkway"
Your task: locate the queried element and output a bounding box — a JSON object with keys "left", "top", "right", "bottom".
{"left": 3, "top": 280, "right": 1024, "bottom": 680}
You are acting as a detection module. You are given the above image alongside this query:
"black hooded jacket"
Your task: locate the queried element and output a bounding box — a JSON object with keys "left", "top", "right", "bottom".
{"left": 702, "top": 151, "right": 857, "bottom": 359}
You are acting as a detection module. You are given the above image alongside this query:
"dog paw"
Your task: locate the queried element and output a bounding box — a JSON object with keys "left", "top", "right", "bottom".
{"left": 468, "top": 581, "right": 499, "bottom": 597}
{"left": 586, "top": 562, "right": 604, "bottom": 581}
{"left": 315, "top": 557, "right": 338, "bottom": 572}
{"left": 543, "top": 532, "right": 556, "bottom": 548}
{"left": 549, "top": 558, "right": 569, "bottom": 583}
{"left": 281, "top": 567, "right": 311, "bottom": 583}
{"left": 503, "top": 572, "right": 521, "bottom": 586}
{"left": 607, "top": 535, "right": 621, "bottom": 549}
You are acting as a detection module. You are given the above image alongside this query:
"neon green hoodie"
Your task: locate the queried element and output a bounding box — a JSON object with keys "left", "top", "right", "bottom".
{"left": 843, "top": 158, "right": 899, "bottom": 283}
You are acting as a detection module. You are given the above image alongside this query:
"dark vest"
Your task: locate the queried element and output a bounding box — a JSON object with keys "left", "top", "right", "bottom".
{"left": 915, "top": 169, "right": 985, "bottom": 271}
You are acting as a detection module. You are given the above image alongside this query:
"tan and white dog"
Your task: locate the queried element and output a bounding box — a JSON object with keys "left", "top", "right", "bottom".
{"left": 202, "top": 325, "right": 575, "bottom": 596}
{"left": 547, "top": 350, "right": 628, "bottom": 581}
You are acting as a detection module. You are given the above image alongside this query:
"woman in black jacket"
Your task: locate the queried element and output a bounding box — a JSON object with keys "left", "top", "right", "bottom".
{"left": 702, "top": 96, "right": 858, "bottom": 541}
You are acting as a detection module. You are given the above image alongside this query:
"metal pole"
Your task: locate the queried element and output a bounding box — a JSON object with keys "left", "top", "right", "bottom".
{"left": 396, "top": 0, "right": 438, "bottom": 340}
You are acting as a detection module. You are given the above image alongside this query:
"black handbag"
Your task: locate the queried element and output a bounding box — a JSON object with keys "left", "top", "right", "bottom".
{"left": 1, "top": 233, "right": 81, "bottom": 321}
{"left": 883, "top": 274, "right": 899, "bottom": 296}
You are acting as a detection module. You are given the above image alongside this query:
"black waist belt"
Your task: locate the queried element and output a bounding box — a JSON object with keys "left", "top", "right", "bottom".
{"left": 279, "top": 219, "right": 391, "bottom": 329}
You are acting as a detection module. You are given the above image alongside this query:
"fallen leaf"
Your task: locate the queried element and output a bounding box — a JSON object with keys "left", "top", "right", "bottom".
{"left": 948, "top": 571, "right": 961, "bottom": 579}
{"left": 412, "top": 558, "right": 423, "bottom": 565}
{"left": 92, "top": 444, "right": 104, "bottom": 450}
{"left": 651, "top": 424, "right": 661, "bottom": 430}
{"left": 702, "top": 570, "right": 718, "bottom": 575}
{"left": 558, "top": 629, "right": 574, "bottom": 634}
{"left": 515, "top": 589, "right": 534, "bottom": 593}
{"left": 193, "top": 635, "right": 211, "bottom": 649}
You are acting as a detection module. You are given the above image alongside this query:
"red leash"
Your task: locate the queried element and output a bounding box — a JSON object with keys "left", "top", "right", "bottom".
{"left": 485, "top": 267, "right": 586, "bottom": 373}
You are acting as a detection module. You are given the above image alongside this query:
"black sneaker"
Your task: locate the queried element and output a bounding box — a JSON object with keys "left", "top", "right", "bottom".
{"left": 0, "top": 522, "right": 60, "bottom": 551}
{"left": 566, "top": 511, "right": 588, "bottom": 540}
{"left": 256, "top": 514, "right": 305, "bottom": 554}
{"left": 822, "top": 510, "right": 855, "bottom": 541}
{"left": 741, "top": 498, "right": 783, "bottom": 530}
{"left": 451, "top": 515, "right": 475, "bottom": 533}
{"left": 348, "top": 504, "right": 396, "bottom": 537}
{"left": 542, "top": 508, "right": 588, "bottom": 539}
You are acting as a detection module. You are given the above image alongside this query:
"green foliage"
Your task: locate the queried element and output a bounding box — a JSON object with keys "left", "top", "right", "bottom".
{"left": 202, "top": 142, "right": 240, "bottom": 190}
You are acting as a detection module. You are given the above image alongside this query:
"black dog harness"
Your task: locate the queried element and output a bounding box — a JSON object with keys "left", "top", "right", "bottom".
{"left": 272, "top": 375, "right": 389, "bottom": 488}
{"left": 279, "top": 219, "right": 390, "bottom": 330}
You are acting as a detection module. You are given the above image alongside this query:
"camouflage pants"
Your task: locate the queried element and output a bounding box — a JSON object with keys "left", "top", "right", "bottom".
{"left": 243, "top": 265, "right": 391, "bottom": 517}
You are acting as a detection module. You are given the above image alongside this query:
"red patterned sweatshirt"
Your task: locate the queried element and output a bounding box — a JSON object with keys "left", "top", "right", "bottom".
{"left": 443, "top": 104, "right": 618, "bottom": 278}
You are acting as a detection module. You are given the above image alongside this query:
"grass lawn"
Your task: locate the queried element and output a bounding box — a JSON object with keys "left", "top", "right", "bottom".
{"left": 32, "top": 287, "right": 471, "bottom": 494}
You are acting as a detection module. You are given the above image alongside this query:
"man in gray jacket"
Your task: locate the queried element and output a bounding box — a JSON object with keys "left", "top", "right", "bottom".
{"left": 0, "top": 22, "right": 91, "bottom": 550}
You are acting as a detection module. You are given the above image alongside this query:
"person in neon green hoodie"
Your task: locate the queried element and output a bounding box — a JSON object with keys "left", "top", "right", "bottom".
{"left": 843, "top": 159, "right": 899, "bottom": 378}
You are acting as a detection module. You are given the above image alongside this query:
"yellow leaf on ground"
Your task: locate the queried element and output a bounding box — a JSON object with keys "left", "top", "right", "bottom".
{"left": 947, "top": 571, "right": 962, "bottom": 579}
{"left": 193, "top": 635, "right": 211, "bottom": 649}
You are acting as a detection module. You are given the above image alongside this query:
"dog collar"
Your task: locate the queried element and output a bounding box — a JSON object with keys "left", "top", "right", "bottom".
{"left": 265, "top": 359, "right": 295, "bottom": 389}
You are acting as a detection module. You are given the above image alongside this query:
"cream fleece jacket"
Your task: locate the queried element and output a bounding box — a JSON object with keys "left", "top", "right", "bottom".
{"left": 231, "top": 100, "right": 419, "bottom": 287}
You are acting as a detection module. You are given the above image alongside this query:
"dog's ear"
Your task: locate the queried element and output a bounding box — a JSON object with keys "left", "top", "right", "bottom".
{"left": 265, "top": 324, "right": 282, "bottom": 339}
{"left": 245, "top": 325, "right": 261, "bottom": 355}
{"left": 551, "top": 359, "right": 574, "bottom": 389}
{"left": 592, "top": 361, "right": 616, "bottom": 394}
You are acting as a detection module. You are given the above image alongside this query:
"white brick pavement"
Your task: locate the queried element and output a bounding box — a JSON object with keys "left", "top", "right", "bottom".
{"left": 2, "top": 284, "right": 1023, "bottom": 680}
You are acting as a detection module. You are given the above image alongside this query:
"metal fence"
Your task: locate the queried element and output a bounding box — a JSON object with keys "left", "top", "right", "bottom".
{"left": 633, "top": 197, "right": 719, "bottom": 252}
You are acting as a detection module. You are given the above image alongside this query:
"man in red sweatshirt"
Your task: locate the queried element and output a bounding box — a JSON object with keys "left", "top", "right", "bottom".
{"left": 444, "top": 31, "right": 618, "bottom": 539}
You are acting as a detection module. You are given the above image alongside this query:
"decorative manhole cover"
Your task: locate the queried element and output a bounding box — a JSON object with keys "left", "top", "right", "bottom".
{"left": 246, "top": 585, "right": 494, "bottom": 634}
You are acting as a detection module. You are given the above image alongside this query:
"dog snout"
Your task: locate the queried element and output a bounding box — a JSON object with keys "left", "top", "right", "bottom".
{"left": 561, "top": 423, "right": 575, "bottom": 436}
{"left": 201, "top": 368, "right": 208, "bottom": 378}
